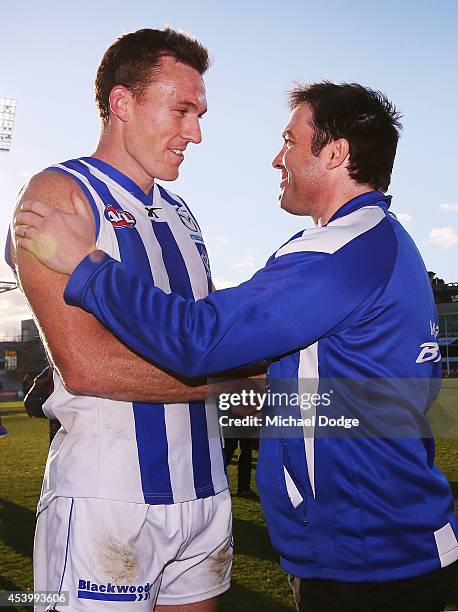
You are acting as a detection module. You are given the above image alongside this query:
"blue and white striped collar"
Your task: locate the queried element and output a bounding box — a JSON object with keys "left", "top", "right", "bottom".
{"left": 80, "top": 157, "right": 155, "bottom": 206}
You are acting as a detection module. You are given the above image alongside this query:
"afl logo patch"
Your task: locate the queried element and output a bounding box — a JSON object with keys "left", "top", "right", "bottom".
{"left": 104, "top": 204, "right": 136, "bottom": 229}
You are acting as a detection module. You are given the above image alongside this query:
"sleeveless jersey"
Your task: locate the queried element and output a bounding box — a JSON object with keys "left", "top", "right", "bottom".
{"left": 12, "top": 157, "right": 227, "bottom": 512}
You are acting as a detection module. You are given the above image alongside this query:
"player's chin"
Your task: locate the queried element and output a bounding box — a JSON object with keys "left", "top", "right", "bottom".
{"left": 157, "top": 167, "right": 180, "bottom": 182}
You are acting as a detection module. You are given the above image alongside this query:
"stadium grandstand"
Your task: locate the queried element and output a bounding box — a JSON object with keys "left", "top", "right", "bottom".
{"left": 430, "top": 272, "right": 458, "bottom": 376}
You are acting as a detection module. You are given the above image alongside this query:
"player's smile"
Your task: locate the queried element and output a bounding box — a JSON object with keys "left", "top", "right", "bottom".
{"left": 167, "top": 147, "right": 186, "bottom": 163}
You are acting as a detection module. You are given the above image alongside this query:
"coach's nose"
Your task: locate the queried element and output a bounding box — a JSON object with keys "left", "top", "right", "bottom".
{"left": 272, "top": 144, "right": 286, "bottom": 169}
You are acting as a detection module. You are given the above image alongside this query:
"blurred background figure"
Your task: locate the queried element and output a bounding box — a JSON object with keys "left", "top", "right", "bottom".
{"left": 0, "top": 379, "right": 6, "bottom": 435}
{"left": 23, "top": 366, "right": 59, "bottom": 444}
{"left": 225, "top": 436, "right": 257, "bottom": 499}
{"left": 22, "top": 373, "right": 32, "bottom": 398}
{"left": 0, "top": 416, "right": 7, "bottom": 437}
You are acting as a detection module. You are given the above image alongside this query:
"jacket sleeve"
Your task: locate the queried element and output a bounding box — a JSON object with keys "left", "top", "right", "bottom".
{"left": 64, "top": 228, "right": 395, "bottom": 377}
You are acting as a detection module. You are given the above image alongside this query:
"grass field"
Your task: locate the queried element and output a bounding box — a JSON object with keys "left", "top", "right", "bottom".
{"left": 1, "top": 381, "right": 457, "bottom": 611}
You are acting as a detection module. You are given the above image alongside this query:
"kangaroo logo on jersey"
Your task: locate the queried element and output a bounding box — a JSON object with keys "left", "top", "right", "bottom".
{"left": 104, "top": 204, "right": 136, "bottom": 229}
{"left": 175, "top": 205, "right": 200, "bottom": 233}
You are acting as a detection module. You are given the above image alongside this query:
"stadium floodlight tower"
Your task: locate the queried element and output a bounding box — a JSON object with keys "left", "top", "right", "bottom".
{"left": 0, "top": 96, "right": 18, "bottom": 290}
{"left": 0, "top": 97, "right": 17, "bottom": 151}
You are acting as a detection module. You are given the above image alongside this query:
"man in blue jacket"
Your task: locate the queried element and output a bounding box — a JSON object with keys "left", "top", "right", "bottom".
{"left": 15, "top": 82, "right": 458, "bottom": 612}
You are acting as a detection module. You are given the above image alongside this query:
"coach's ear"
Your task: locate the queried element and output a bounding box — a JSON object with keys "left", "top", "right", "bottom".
{"left": 325, "top": 138, "right": 350, "bottom": 170}
{"left": 108, "top": 86, "right": 130, "bottom": 123}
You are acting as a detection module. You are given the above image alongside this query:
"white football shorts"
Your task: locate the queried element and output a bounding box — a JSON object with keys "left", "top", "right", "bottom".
{"left": 34, "top": 490, "right": 232, "bottom": 611}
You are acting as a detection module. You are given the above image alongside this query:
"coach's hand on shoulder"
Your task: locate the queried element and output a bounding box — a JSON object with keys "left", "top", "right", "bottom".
{"left": 14, "top": 191, "right": 97, "bottom": 275}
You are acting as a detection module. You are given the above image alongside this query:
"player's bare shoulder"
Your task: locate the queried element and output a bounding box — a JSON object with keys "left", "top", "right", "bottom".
{"left": 16, "top": 170, "right": 87, "bottom": 214}
{"left": 11, "top": 170, "right": 90, "bottom": 264}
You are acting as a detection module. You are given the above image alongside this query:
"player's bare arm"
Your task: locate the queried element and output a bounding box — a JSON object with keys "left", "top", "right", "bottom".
{"left": 12, "top": 170, "right": 208, "bottom": 403}
{"left": 15, "top": 190, "right": 96, "bottom": 275}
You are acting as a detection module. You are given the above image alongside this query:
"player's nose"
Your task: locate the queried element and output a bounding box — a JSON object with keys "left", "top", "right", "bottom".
{"left": 185, "top": 116, "right": 202, "bottom": 145}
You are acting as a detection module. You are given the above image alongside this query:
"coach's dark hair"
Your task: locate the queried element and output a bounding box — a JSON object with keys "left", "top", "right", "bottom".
{"left": 96, "top": 28, "right": 210, "bottom": 125}
{"left": 289, "top": 82, "right": 402, "bottom": 191}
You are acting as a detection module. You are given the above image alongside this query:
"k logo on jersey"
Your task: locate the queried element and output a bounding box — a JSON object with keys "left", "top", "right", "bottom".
{"left": 104, "top": 204, "right": 136, "bottom": 229}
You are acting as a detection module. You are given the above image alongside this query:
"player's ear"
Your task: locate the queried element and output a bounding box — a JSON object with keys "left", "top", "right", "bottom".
{"left": 325, "top": 138, "right": 350, "bottom": 171}
{"left": 108, "top": 86, "right": 131, "bottom": 123}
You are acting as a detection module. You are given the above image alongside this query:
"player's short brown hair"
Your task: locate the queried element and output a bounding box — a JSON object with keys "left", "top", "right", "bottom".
{"left": 95, "top": 28, "right": 210, "bottom": 125}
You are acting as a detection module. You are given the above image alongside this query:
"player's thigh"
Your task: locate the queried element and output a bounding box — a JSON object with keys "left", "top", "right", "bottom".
{"left": 34, "top": 496, "right": 167, "bottom": 611}
{"left": 156, "top": 490, "right": 232, "bottom": 608}
{"left": 155, "top": 595, "right": 217, "bottom": 611}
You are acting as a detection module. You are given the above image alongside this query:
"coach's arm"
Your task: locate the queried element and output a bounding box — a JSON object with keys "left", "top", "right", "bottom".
{"left": 11, "top": 171, "right": 208, "bottom": 402}
{"left": 62, "top": 230, "right": 394, "bottom": 378}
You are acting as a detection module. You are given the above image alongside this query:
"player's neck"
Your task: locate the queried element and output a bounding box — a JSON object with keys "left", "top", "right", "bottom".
{"left": 93, "top": 132, "right": 155, "bottom": 195}
{"left": 314, "top": 182, "right": 374, "bottom": 226}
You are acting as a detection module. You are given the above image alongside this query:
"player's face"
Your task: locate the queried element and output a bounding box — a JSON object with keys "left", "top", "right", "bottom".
{"left": 125, "top": 56, "right": 207, "bottom": 182}
{"left": 272, "top": 104, "right": 326, "bottom": 216}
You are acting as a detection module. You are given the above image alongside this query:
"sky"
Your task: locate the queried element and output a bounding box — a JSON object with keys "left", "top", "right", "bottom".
{"left": 0, "top": 0, "right": 457, "bottom": 337}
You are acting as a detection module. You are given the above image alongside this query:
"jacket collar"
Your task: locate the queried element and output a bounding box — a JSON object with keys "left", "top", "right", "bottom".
{"left": 327, "top": 191, "right": 391, "bottom": 224}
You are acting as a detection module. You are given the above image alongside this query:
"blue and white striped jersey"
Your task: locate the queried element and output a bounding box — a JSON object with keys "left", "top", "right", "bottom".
{"left": 11, "top": 157, "right": 227, "bottom": 512}
{"left": 63, "top": 190, "right": 458, "bottom": 582}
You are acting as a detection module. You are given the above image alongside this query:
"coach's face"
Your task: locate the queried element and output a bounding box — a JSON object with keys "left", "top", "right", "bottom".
{"left": 272, "top": 104, "right": 326, "bottom": 216}
{"left": 124, "top": 56, "right": 207, "bottom": 182}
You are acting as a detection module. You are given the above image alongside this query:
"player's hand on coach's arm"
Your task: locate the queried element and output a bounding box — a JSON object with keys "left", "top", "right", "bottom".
{"left": 14, "top": 191, "right": 97, "bottom": 275}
